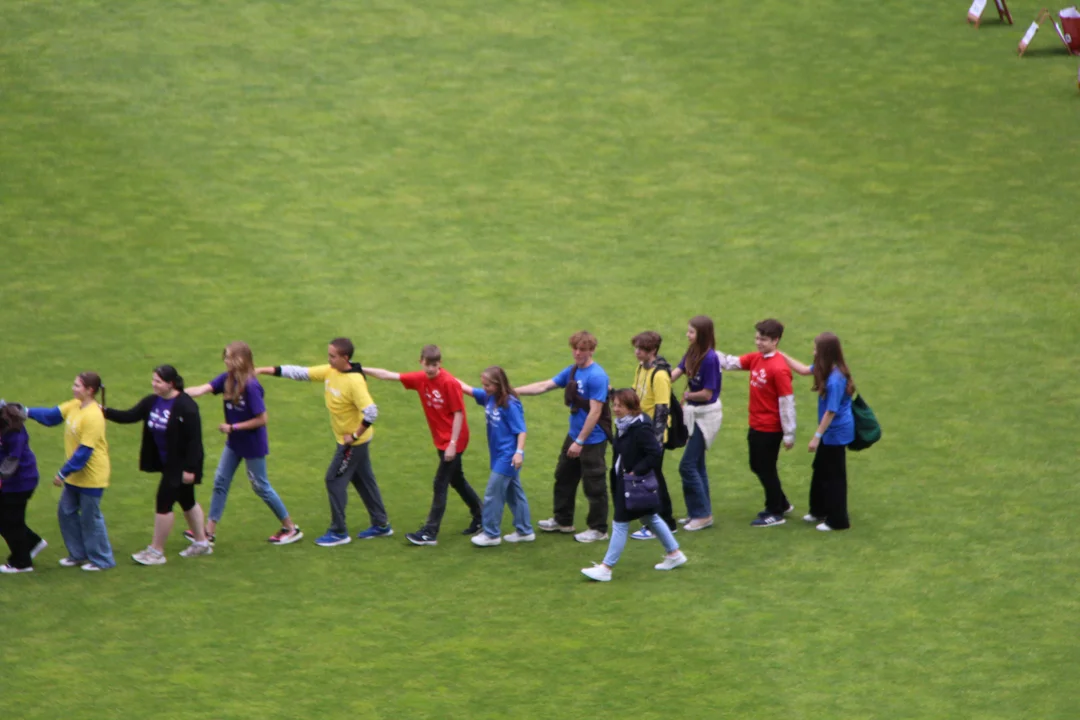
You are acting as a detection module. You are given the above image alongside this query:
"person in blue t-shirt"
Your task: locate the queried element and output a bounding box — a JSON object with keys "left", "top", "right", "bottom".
{"left": 457, "top": 366, "right": 533, "bottom": 547}
{"left": 516, "top": 331, "right": 611, "bottom": 544}
{"left": 782, "top": 332, "right": 855, "bottom": 531}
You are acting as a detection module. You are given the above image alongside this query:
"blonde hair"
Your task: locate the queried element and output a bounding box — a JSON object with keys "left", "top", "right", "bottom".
{"left": 223, "top": 341, "right": 256, "bottom": 403}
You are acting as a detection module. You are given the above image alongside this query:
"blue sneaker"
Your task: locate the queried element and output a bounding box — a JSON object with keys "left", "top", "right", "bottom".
{"left": 631, "top": 527, "right": 656, "bottom": 540}
{"left": 355, "top": 524, "right": 394, "bottom": 540}
{"left": 315, "top": 531, "right": 352, "bottom": 547}
{"left": 750, "top": 514, "right": 786, "bottom": 528}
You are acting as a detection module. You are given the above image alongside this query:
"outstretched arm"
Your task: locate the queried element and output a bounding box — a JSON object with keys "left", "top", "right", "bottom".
{"left": 515, "top": 379, "right": 558, "bottom": 396}
{"left": 781, "top": 353, "right": 812, "bottom": 377}
{"left": 186, "top": 383, "right": 214, "bottom": 398}
{"left": 255, "top": 365, "right": 311, "bottom": 381}
{"left": 716, "top": 352, "right": 745, "bottom": 371}
{"left": 457, "top": 378, "right": 475, "bottom": 394}
{"left": 365, "top": 367, "right": 401, "bottom": 382}
{"left": 27, "top": 407, "right": 64, "bottom": 427}
{"left": 103, "top": 397, "right": 152, "bottom": 424}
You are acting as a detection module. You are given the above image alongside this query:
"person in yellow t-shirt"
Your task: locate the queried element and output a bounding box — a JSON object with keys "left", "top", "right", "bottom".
{"left": 628, "top": 332, "right": 679, "bottom": 540}
{"left": 26, "top": 372, "right": 116, "bottom": 571}
{"left": 257, "top": 337, "right": 391, "bottom": 547}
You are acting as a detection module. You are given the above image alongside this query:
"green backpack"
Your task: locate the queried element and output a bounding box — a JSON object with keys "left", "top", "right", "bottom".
{"left": 847, "top": 393, "right": 882, "bottom": 451}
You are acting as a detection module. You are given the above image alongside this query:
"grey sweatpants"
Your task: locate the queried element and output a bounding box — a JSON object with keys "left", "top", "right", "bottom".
{"left": 325, "top": 441, "right": 388, "bottom": 533}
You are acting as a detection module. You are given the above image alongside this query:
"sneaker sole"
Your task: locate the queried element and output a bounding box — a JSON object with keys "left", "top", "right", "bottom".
{"left": 683, "top": 522, "right": 713, "bottom": 532}
{"left": 503, "top": 535, "right": 536, "bottom": 543}
{"left": 30, "top": 540, "right": 48, "bottom": 559}
{"left": 655, "top": 557, "right": 688, "bottom": 571}
{"left": 538, "top": 525, "right": 576, "bottom": 533}
{"left": 406, "top": 537, "right": 438, "bottom": 546}
{"left": 752, "top": 519, "right": 786, "bottom": 527}
{"left": 574, "top": 534, "right": 609, "bottom": 543}
{"left": 315, "top": 537, "right": 353, "bottom": 547}
{"left": 269, "top": 531, "right": 304, "bottom": 545}
{"left": 356, "top": 529, "right": 394, "bottom": 540}
{"left": 132, "top": 556, "right": 166, "bottom": 566}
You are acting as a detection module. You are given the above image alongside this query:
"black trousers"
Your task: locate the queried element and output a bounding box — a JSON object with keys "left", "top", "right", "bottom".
{"left": 553, "top": 436, "right": 609, "bottom": 533}
{"left": 0, "top": 490, "right": 43, "bottom": 570}
{"left": 421, "top": 450, "right": 482, "bottom": 537}
{"left": 638, "top": 452, "right": 677, "bottom": 531}
{"left": 810, "top": 444, "right": 850, "bottom": 529}
{"left": 748, "top": 428, "right": 789, "bottom": 515}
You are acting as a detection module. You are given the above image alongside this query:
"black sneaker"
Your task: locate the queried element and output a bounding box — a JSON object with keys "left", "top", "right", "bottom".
{"left": 461, "top": 518, "right": 482, "bottom": 535}
{"left": 406, "top": 531, "right": 438, "bottom": 546}
{"left": 183, "top": 529, "right": 216, "bottom": 545}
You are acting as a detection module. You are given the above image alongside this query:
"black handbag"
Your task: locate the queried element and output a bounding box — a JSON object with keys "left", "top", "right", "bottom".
{"left": 624, "top": 470, "right": 660, "bottom": 511}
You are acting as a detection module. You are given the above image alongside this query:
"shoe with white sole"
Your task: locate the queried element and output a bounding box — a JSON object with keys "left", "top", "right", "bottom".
{"left": 30, "top": 539, "right": 48, "bottom": 559}
{"left": 581, "top": 563, "right": 612, "bottom": 582}
{"left": 683, "top": 517, "right": 713, "bottom": 532}
{"left": 0, "top": 564, "right": 33, "bottom": 573}
{"left": 503, "top": 532, "right": 536, "bottom": 543}
{"left": 574, "top": 529, "right": 609, "bottom": 543}
{"left": 59, "top": 556, "right": 86, "bottom": 568}
{"left": 268, "top": 526, "right": 304, "bottom": 545}
{"left": 537, "top": 518, "right": 575, "bottom": 533}
{"left": 816, "top": 522, "right": 834, "bottom": 532}
{"left": 654, "top": 551, "right": 688, "bottom": 571}
{"left": 81, "top": 563, "right": 103, "bottom": 572}
{"left": 132, "top": 546, "right": 166, "bottom": 566}
{"left": 179, "top": 542, "right": 214, "bottom": 558}
{"left": 751, "top": 513, "right": 786, "bottom": 527}
{"left": 471, "top": 533, "right": 502, "bottom": 547}
{"left": 804, "top": 514, "right": 822, "bottom": 524}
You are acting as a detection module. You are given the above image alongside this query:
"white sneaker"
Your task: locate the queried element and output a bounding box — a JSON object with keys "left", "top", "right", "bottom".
{"left": 581, "top": 564, "right": 612, "bottom": 582}
{"left": 677, "top": 517, "right": 690, "bottom": 525}
{"left": 537, "top": 518, "right": 575, "bottom": 533}
{"left": 179, "top": 542, "right": 214, "bottom": 558}
{"left": 574, "top": 529, "right": 609, "bottom": 543}
{"left": 132, "top": 546, "right": 166, "bottom": 566}
{"left": 0, "top": 564, "right": 33, "bottom": 574}
{"left": 654, "top": 551, "right": 688, "bottom": 571}
{"left": 80, "top": 562, "right": 103, "bottom": 572}
{"left": 59, "top": 557, "right": 84, "bottom": 568}
{"left": 803, "top": 514, "right": 822, "bottom": 523}
{"left": 30, "top": 539, "right": 48, "bottom": 558}
{"left": 816, "top": 522, "right": 833, "bottom": 532}
{"left": 683, "top": 518, "right": 713, "bottom": 532}
{"left": 503, "top": 532, "right": 536, "bottom": 543}
{"left": 470, "top": 533, "right": 502, "bottom": 547}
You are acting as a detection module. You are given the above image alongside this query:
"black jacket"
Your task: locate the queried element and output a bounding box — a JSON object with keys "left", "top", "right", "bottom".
{"left": 610, "top": 417, "right": 663, "bottom": 522}
{"left": 104, "top": 393, "right": 204, "bottom": 486}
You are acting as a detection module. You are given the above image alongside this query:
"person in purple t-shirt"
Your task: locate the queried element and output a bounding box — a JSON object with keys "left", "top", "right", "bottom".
{"left": 670, "top": 315, "right": 723, "bottom": 532}
{"left": 187, "top": 342, "right": 301, "bottom": 545}
{"left": 0, "top": 402, "right": 47, "bottom": 573}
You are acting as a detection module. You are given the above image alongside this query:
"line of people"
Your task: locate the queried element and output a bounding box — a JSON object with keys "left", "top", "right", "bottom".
{"left": 0, "top": 316, "right": 858, "bottom": 582}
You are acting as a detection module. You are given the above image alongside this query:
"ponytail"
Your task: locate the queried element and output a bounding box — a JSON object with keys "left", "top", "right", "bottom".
{"left": 153, "top": 365, "right": 185, "bottom": 392}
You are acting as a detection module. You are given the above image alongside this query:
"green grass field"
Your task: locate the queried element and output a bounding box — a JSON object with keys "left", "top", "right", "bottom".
{"left": 2, "top": 1, "right": 1078, "bottom": 718}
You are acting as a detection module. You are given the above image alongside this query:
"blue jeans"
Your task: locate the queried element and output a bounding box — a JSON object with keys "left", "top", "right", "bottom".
{"left": 480, "top": 470, "right": 533, "bottom": 538}
{"left": 208, "top": 447, "right": 289, "bottom": 523}
{"left": 603, "top": 515, "right": 679, "bottom": 567}
{"left": 57, "top": 484, "right": 116, "bottom": 569}
{"left": 679, "top": 425, "right": 712, "bottom": 518}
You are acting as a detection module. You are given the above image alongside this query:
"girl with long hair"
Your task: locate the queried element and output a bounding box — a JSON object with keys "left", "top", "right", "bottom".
{"left": 187, "top": 342, "right": 302, "bottom": 545}
{"left": 0, "top": 402, "right": 46, "bottom": 573}
{"left": 782, "top": 332, "right": 855, "bottom": 531}
{"left": 458, "top": 366, "right": 534, "bottom": 546}
{"left": 670, "top": 315, "right": 723, "bottom": 531}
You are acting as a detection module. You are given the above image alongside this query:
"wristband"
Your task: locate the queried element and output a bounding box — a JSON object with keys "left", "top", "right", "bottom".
{"left": 351, "top": 432, "right": 359, "bottom": 442}
{"left": 814, "top": 432, "right": 823, "bottom": 439}
{"left": 575, "top": 437, "right": 586, "bottom": 445}
{"left": 514, "top": 449, "right": 524, "bottom": 456}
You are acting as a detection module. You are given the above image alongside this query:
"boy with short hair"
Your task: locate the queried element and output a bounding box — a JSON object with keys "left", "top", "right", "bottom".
{"left": 516, "top": 330, "right": 611, "bottom": 544}
{"left": 256, "top": 338, "right": 392, "bottom": 546}
{"left": 628, "top": 331, "right": 678, "bottom": 540}
{"left": 366, "top": 345, "right": 483, "bottom": 546}
{"left": 716, "top": 319, "right": 797, "bottom": 527}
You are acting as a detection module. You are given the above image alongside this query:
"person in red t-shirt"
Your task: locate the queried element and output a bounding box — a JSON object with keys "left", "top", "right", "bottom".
{"left": 366, "top": 345, "right": 482, "bottom": 545}
{"left": 716, "top": 319, "right": 797, "bottom": 527}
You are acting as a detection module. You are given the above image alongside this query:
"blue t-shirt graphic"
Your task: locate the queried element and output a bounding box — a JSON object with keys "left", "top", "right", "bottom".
{"left": 471, "top": 389, "right": 527, "bottom": 476}
{"left": 552, "top": 362, "right": 609, "bottom": 446}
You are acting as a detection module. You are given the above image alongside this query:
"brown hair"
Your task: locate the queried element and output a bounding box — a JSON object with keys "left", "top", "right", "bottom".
{"left": 631, "top": 331, "right": 662, "bottom": 354}
{"left": 78, "top": 371, "right": 105, "bottom": 407}
{"left": 754, "top": 318, "right": 784, "bottom": 342}
{"left": 329, "top": 337, "right": 354, "bottom": 359}
{"left": 420, "top": 345, "right": 442, "bottom": 363}
{"left": 610, "top": 388, "right": 642, "bottom": 414}
{"left": 811, "top": 332, "right": 855, "bottom": 397}
{"left": 682, "top": 315, "right": 716, "bottom": 379}
{"left": 223, "top": 341, "right": 256, "bottom": 403}
{"left": 481, "top": 366, "right": 518, "bottom": 409}
{"left": 568, "top": 331, "right": 598, "bottom": 351}
{"left": 0, "top": 404, "right": 26, "bottom": 434}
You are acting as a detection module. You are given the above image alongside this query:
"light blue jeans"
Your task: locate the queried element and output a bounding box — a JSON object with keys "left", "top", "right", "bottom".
{"left": 58, "top": 484, "right": 116, "bottom": 569}
{"left": 208, "top": 446, "right": 289, "bottom": 524}
{"left": 480, "top": 470, "right": 533, "bottom": 538}
{"left": 679, "top": 425, "right": 712, "bottom": 518}
{"left": 603, "top": 515, "right": 679, "bottom": 567}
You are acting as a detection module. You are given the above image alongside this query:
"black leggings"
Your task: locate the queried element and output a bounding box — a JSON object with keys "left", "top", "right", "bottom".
{"left": 156, "top": 477, "right": 197, "bottom": 515}
{"left": 0, "top": 490, "right": 42, "bottom": 569}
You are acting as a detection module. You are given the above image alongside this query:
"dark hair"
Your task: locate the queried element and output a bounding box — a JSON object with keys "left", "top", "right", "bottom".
{"left": 153, "top": 365, "right": 185, "bottom": 392}
{"left": 330, "top": 337, "right": 354, "bottom": 360}
{"left": 420, "top": 345, "right": 442, "bottom": 363}
{"left": 481, "top": 366, "right": 518, "bottom": 409}
{"left": 78, "top": 371, "right": 106, "bottom": 407}
{"left": 811, "top": 332, "right": 855, "bottom": 397}
{"left": 631, "top": 331, "right": 662, "bottom": 354}
{"left": 610, "top": 388, "right": 642, "bottom": 414}
{"left": 0, "top": 404, "right": 26, "bottom": 434}
{"left": 755, "top": 318, "right": 784, "bottom": 342}
{"left": 568, "top": 330, "right": 598, "bottom": 351}
{"left": 683, "top": 315, "right": 716, "bottom": 379}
